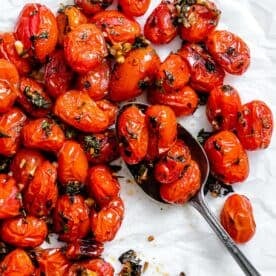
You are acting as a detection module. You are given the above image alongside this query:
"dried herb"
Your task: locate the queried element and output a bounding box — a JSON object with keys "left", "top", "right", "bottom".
{"left": 41, "top": 120, "right": 53, "bottom": 137}
{"left": 30, "top": 31, "right": 49, "bottom": 41}
{"left": 138, "top": 79, "right": 150, "bottom": 91}
{"left": 222, "top": 85, "right": 233, "bottom": 92}
{"left": 205, "top": 60, "right": 216, "bottom": 72}
{"left": 198, "top": 93, "right": 209, "bottom": 105}
{"left": 163, "top": 70, "right": 174, "bottom": 85}
{"left": 24, "top": 86, "right": 51, "bottom": 109}
{"left": 132, "top": 36, "right": 150, "bottom": 49}
{"left": 65, "top": 181, "right": 82, "bottom": 195}
{"left": 0, "top": 156, "right": 12, "bottom": 173}
{"left": 197, "top": 129, "right": 213, "bottom": 145}
{"left": 83, "top": 135, "right": 102, "bottom": 157}
{"left": 119, "top": 250, "right": 142, "bottom": 276}
{"left": 204, "top": 174, "right": 234, "bottom": 197}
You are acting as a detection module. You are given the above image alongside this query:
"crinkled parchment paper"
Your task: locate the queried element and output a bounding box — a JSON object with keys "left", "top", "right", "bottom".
{"left": 1, "top": 0, "right": 276, "bottom": 275}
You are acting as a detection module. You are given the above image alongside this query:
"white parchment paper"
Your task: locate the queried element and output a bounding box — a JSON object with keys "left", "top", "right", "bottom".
{"left": 1, "top": 0, "right": 276, "bottom": 275}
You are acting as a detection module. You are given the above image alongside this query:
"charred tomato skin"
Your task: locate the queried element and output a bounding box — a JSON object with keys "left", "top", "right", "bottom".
{"left": 118, "top": 0, "right": 150, "bottom": 17}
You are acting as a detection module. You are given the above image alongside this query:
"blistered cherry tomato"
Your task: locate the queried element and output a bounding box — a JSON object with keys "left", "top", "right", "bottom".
{"left": 206, "top": 30, "right": 250, "bottom": 75}
{"left": 88, "top": 165, "right": 120, "bottom": 207}
{"left": 64, "top": 24, "right": 108, "bottom": 73}
{"left": 44, "top": 50, "right": 74, "bottom": 98}
{"left": 146, "top": 105, "right": 177, "bottom": 160}
{"left": 54, "top": 90, "right": 109, "bottom": 133}
{"left": 236, "top": 100, "right": 273, "bottom": 150}
{"left": 0, "top": 249, "right": 35, "bottom": 276}
{"left": 91, "top": 10, "right": 141, "bottom": 44}
{"left": 220, "top": 194, "right": 256, "bottom": 243}
{"left": 68, "top": 258, "right": 114, "bottom": 276}
{"left": 109, "top": 46, "right": 160, "bottom": 102}
{"left": 54, "top": 194, "right": 90, "bottom": 242}
{"left": 148, "top": 85, "right": 199, "bottom": 117}
{"left": 0, "top": 174, "right": 21, "bottom": 219}
{"left": 118, "top": 0, "right": 150, "bottom": 17}
{"left": 58, "top": 140, "right": 88, "bottom": 186}
{"left": 178, "top": 0, "right": 221, "bottom": 42}
{"left": 160, "top": 160, "right": 201, "bottom": 204}
{"left": 15, "top": 3, "right": 58, "bottom": 62}
{"left": 206, "top": 85, "right": 242, "bottom": 131}
{"left": 0, "top": 32, "right": 31, "bottom": 75}
{"left": 91, "top": 197, "right": 124, "bottom": 242}
{"left": 1, "top": 215, "right": 48, "bottom": 248}
{"left": 0, "top": 80, "right": 17, "bottom": 115}
{"left": 0, "top": 107, "right": 27, "bottom": 156}
{"left": 117, "top": 105, "right": 148, "bottom": 165}
{"left": 77, "top": 60, "right": 110, "bottom": 101}
{"left": 22, "top": 118, "right": 65, "bottom": 152}
{"left": 204, "top": 130, "right": 249, "bottom": 184}
{"left": 96, "top": 99, "right": 118, "bottom": 126}
{"left": 75, "top": 0, "right": 113, "bottom": 15}
{"left": 18, "top": 77, "right": 52, "bottom": 117}
{"left": 154, "top": 139, "right": 191, "bottom": 184}
{"left": 11, "top": 148, "right": 45, "bottom": 189}
{"left": 144, "top": 1, "right": 177, "bottom": 44}
{"left": 80, "top": 129, "right": 120, "bottom": 164}
{"left": 178, "top": 42, "right": 225, "bottom": 92}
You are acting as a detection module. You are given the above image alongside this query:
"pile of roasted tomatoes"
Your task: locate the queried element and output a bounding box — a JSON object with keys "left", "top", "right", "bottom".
{"left": 0, "top": 0, "right": 273, "bottom": 274}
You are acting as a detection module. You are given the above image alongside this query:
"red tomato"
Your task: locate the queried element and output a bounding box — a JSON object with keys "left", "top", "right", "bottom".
{"left": 54, "top": 90, "right": 109, "bottom": 133}
{"left": 15, "top": 3, "right": 58, "bottom": 62}
{"left": 206, "top": 85, "right": 242, "bottom": 131}
{"left": 0, "top": 215, "right": 48, "bottom": 248}
{"left": 22, "top": 118, "right": 65, "bottom": 153}
{"left": 236, "top": 100, "right": 273, "bottom": 150}
{"left": 75, "top": 0, "right": 113, "bottom": 15}
{"left": 0, "top": 107, "right": 27, "bottom": 156}
{"left": 117, "top": 105, "right": 149, "bottom": 165}
{"left": 91, "top": 197, "right": 124, "bottom": 242}
{"left": 0, "top": 174, "right": 21, "bottom": 219}
{"left": 204, "top": 130, "right": 249, "bottom": 184}
{"left": 64, "top": 24, "right": 108, "bottom": 73}
{"left": 53, "top": 194, "right": 90, "bottom": 242}
{"left": 0, "top": 80, "right": 17, "bottom": 114}
{"left": 88, "top": 165, "right": 120, "bottom": 207}
{"left": 220, "top": 194, "right": 256, "bottom": 243}
{"left": 206, "top": 30, "right": 250, "bottom": 75}
{"left": 145, "top": 105, "right": 177, "bottom": 160}
{"left": 160, "top": 160, "right": 201, "bottom": 204}
{"left": 96, "top": 99, "right": 118, "bottom": 127}
{"left": 178, "top": 42, "right": 225, "bottom": 92}
{"left": 118, "top": 0, "right": 150, "bottom": 17}
{"left": 144, "top": 1, "right": 178, "bottom": 44}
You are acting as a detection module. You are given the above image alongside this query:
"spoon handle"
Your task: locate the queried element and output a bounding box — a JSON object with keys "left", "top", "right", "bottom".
{"left": 190, "top": 195, "right": 261, "bottom": 276}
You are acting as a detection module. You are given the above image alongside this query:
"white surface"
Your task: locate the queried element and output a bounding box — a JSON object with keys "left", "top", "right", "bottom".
{"left": 2, "top": 0, "right": 276, "bottom": 275}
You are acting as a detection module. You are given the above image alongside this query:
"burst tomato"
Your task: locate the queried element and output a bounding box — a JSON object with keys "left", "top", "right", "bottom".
{"left": 75, "top": 0, "right": 113, "bottom": 15}
{"left": 96, "top": 99, "right": 118, "bottom": 127}
{"left": 118, "top": 0, "right": 150, "bottom": 17}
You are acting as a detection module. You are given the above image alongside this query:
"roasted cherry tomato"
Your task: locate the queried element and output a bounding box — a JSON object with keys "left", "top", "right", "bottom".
{"left": 0, "top": 107, "right": 27, "bottom": 156}
{"left": 88, "top": 165, "right": 120, "bottom": 207}
{"left": 206, "top": 84, "right": 242, "bottom": 131}
{"left": 91, "top": 10, "right": 141, "bottom": 44}
{"left": 44, "top": 50, "right": 74, "bottom": 99}
{"left": 18, "top": 77, "right": 52, "bottom": 118}
{"left": 160, "top": 160, "right": 201, "bottom": 204}
{"left": 0, "top": 59, "right": 19, "bottom": 113}
{"left": 65, "top": 239, "right": 104, "bottom": 260}
{"left": 154, "top": 139, "right": 191, "bottom": 184}
{"left": 91, "top": 197, "right": 124, "bottom": 242}
{"left": 0, "top": 249, "right": 35, "bottom": 276}
{"left": 145, "top": 105, "right": 177, "bottom": 160}
{"left": 117, "top": 105, "right": 148, "bottom": 165}
{"left": 54, "top": 90, "right": 109, "bottom": 133}
{"left": 0, "top": 174, "right": 21, "bottom": 219}
{"left": 204, "top": 130, "right": 249, "bottom": 184}
{"left": 15, "top": 3, "right": 58, "bottom": 62}
{"left": 68, "top": 258, "right": 114, "bottom": 276}
{"left": 11, "top": 149, "right": 45, "bottom": 191}
{"left": 118, "top": 0, "right": 150, "bottom": 17}
{"left": 58, "top": 140, "right": 88, "bottom": 187}
{"left": 77, "top": 60, "right": 110, "bottom": 101}
{"left": 22, "top": 118, "right": 65, "bottom": 152}
{"left": 148, "top": 85, "right": 199, "bottom": 116}
{"left": 75, "top": 0, "right": 113, "bottom": 15}
{"left": 236, "top": 100, "right": 273, "bottom": 150}
{"left": 64, "top": 24, "right": 108, "bottom": 73}
{"left": 178, "top": 0, "right": 221, "bottom": 42}
{"left": 0, "top": 32, "right": 31, "bottom": 75}
{"left": 35, "top": 248, "right": 71, "bottom": 276}
{"left": 144, "top": 1, "right": 178, "bottom": 44}
{"left": 96, "top": 99, "right": 118, "bottom": 126}
{"left": 220, "top": 194, "right": 256, "bottom": 243}
{"left": 178, "top": 42, "right": 225, "bottom": 92}
{"left": 109, "top": 46, "right": 160, "bottom": 102}
{"left": 0, "top": 215, "right": 48, "bottom": 248}
{"left": 80, "top": 129, "right": 119, "bottom": 164}
{"left": 206, "top": 30, "right": 250, "bottom": 75}
{"left": 53, "top": 194, "right": 90, "bottom": 242}
{"left": 24, "top": 160, "right": 58, "bottom": 217}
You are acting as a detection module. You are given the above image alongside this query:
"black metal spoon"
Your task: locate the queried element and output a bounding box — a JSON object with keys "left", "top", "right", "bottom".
{"left": 116, "top": 103, "right": 260, "bottom": 276}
